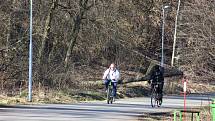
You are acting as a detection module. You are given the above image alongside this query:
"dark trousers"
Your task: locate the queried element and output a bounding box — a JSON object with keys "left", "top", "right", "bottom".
{"left": 104, "top": 79, "right": 117, "bottom": 97}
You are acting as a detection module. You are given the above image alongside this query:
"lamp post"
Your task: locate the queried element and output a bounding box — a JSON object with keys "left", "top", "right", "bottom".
{"left": 28, "top": 0, "right": 33, "bottom": 102}
{"left": 161, "top": 5, "right": 169, "bottom": 67}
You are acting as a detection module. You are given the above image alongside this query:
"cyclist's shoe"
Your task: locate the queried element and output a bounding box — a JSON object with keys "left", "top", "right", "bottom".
{"left": 159, "top": 98, "right": 162, "bottom": 106}
{"left": 159, "top": 101, "right": 162, "bottom": 105}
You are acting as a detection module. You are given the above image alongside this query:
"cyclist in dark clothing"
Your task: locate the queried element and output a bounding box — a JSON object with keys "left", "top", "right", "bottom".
{"left": 149, "top": 65, "right": 164, "bottom": 100}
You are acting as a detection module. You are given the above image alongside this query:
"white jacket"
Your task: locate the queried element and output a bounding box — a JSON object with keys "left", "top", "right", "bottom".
{"left": 102, "top": 68, "right": 120, "bottom": 82}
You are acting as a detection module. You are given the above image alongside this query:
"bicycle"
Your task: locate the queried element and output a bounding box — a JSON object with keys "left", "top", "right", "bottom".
{"left": 151, "top": 82, "right": 163, "bottom": 107}
{"left": 107, "top": 81, "right": 114, "bottom": 104}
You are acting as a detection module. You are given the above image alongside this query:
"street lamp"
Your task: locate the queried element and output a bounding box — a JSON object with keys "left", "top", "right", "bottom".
{"left": 28, "top": 0, "right": 33, "bottom": 102}
{"left": 161, "top": 5, "right": 170, "bottom": 67}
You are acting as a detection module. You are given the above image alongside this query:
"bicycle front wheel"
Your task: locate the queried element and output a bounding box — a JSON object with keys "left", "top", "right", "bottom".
{"left": 107, "top": 87, "right": 110, "bottom": 104}
{"left": 107, "top": 87, "right": 113, "bottom": 104}
{"left": 151, "top": 88, "right": 156, "bottom": 107}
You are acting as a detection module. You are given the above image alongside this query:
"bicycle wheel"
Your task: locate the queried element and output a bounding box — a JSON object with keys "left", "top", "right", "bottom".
{"left": 110, "top": 88, "right": 113, "bottom": 104}
{"left": 107, "top": 87, "right": 111, "bottom": 104}
{"left": 157, "top": 96, "right": 162, "bottom": 107}
{"left": 151, "top": 88, "right": 156, "bottom": 107}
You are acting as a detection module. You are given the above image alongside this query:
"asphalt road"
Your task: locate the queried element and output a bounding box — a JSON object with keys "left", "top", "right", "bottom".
{"left": 0, "top": 94, "right": 212, "bottom": 121}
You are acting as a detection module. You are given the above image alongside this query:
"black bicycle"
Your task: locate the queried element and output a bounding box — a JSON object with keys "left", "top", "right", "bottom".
{"left": 151, "top": 82, "right": 163, "bottom": 107}
{"left": 107, "top": 81, "right": 114, "bottom": 104}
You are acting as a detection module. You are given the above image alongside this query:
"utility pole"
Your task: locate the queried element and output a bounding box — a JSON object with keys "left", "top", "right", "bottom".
{"left": 161, "top": 5, "right": 169, "bottom": 67}
{"left": 171, "top": 0, "right": 181, "bottom": 66}
{"left": 28, "top": 0, "right": 33, "bottom": 102}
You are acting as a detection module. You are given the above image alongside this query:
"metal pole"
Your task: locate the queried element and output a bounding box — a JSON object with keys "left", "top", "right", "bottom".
{"left": 161, "top": 6, "right": 165, "bottom": 67}
{"left": 28, "top": 0, "right": 33, "bottom": 102}
{"left": 171, "top": 0, "right": 181, "bottom": 66}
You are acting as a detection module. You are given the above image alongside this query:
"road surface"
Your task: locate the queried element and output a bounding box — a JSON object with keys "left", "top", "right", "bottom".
{"left": 0, "top": 94, "right": 212, "bottom": 121}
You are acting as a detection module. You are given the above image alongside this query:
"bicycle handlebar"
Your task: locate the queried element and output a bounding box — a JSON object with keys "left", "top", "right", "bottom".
{"left": 151, "top": 82, "right": 163, "bottom": 85}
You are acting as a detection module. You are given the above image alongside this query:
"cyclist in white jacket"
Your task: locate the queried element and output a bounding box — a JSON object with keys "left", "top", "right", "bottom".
{"left": 102, "top": 63, "right": 120, "bottom": 98}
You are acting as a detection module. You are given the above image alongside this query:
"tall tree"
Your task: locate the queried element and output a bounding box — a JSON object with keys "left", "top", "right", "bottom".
{"left": 38, "top": 0, "right": 58, "bottom": 83}
{"left": 64, "top": 0, "right": 93, "bottom": 68}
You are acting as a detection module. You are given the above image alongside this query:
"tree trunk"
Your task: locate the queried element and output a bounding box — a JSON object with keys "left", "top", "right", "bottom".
{"left": 38, "top": 0, "right": 58, "bottom": 83}
{"left": 64, "top": 15, "right": 82, "bottom": 68}
{"left": 64, "top": 0, "right": 90, "bottom": 68}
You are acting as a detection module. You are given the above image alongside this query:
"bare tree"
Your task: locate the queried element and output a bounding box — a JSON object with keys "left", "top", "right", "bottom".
{"left": 64, "top": 0, "right": 93, "bottom": 68}
{"left": 37, "top": 0, "right": 58, "bottom": 83}
{"left": 176, "top": 0, "right": 215, "bottom": 82}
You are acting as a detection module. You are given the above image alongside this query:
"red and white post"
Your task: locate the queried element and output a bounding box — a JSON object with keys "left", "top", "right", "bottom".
{"left": 183, "top": 77, "right": 187, "bottom": 111}
{"left": 182, "top": 76, "right": 188, "bottom": 121}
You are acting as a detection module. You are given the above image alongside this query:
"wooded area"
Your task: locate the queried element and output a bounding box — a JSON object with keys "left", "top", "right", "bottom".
{"left": 0, "top": 0, "right": 214, "bottom": 101}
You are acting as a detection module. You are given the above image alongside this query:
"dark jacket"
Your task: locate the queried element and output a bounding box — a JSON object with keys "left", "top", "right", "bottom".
{"left": 150, "top": 65, "right": 164, "bottom": 83}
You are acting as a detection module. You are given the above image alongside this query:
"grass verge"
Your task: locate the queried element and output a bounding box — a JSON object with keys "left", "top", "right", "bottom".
{"left": 138, "top": 106, "right": 212, "bottom": 121}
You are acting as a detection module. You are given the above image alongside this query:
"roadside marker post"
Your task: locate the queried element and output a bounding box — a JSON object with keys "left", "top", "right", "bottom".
{"left": 173, "top": 77, "right": 201, "bottom": 121}
{"left": 183, "top": 77, "right": 187, "bottom": 111}
{"left": 182, "top": 77, "right": 187, "bottom": 121}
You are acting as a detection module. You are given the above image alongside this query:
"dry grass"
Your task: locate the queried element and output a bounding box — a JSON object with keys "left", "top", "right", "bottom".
{"left": 138, "top": 106, "right": 212, "bottom": 121}
{"left": 138, "top": 112, "right": 172, "bottom": 121}
{"left": 0, "top": 90, "right": 77, "bottom": 105}
{"left": 0, "top": 81, "right": 149, "bottom": 105}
